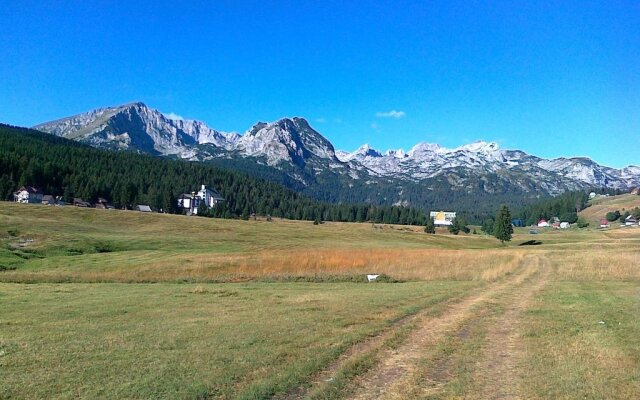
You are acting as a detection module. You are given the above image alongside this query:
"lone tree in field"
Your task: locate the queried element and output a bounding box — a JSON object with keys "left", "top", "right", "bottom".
{"left": 493, "top": 205, "right": 514, "bottom": 244}
{"left": 424, "top": 217, "right": 435, "bottom": 234}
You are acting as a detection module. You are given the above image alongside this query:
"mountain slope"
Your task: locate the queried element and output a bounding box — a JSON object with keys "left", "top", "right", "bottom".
{"left": 31, "top": 102, "right": 640, "bottom": 218}
{"left": 33, "top": 102, "right": 238, "bottom": 156}
{"left": 0, "top": 123, "right": 432, "bottom": 225}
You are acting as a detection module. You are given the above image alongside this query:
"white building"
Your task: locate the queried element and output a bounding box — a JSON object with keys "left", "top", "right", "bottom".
{"left": 429, "top": 211, "right": 456, "bottom": 226}
{"left": 13, "top": 186, "right": 43, "bottom": 204}
{"left": 178, "top": 185, "right": 224, "bottom": 215}
{"left": 625, "top": 215, "right": 638, "bottom": 226}
{"left": 560, "top": 222, "right": 570, "bottom": 229}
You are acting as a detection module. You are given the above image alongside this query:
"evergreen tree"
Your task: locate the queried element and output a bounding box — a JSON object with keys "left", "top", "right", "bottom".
{"left": 606, "top": 211, "right": 621, "bottom": 222}
{"left": 448, "top": 218, "right": 461, "bottom": 235}
{"left": 197, "top": 201, "right": 208, "bottom": 216}
{"left": 424, "top": 217, "right": 435, "bottom": 234}
{"left": 493, "top": 205, "right": 514, "bottom": 244}
{"left": 576, "top": 217, "right": 589, "bottom": 228}
{"left": 456, "top": 216, "right": 470, "bottom": 234}
{"left": 481, "top": 217, "right": 495, "bottom": 234}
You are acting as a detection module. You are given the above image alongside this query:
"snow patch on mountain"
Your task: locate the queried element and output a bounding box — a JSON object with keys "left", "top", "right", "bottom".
{"left": 32, "top": 102, "right": 640, "bottom": 194}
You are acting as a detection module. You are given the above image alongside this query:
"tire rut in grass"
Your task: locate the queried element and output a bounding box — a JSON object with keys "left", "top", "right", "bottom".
{"left": 280, "top": 291, "right": 480, "bottom": 400}
{"left": 278, "top": 260, "right": 531, "bottom": 400}
{"left": 334, "top": 255, "right": 539, "bottom": 400}
{"left": 470, "top": 255, "right": 552, "bottom": 400}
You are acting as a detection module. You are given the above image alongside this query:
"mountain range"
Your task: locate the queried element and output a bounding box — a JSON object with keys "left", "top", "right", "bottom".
{"left": 32, "top": 102, "right": 640, "bottom": 217}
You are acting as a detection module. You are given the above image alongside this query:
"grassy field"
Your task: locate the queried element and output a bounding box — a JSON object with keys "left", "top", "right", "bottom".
{"left": 1, "top": 201, "right": 640, "bottom": 399}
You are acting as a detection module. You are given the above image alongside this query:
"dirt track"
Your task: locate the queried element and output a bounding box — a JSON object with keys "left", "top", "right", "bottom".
{"left": 283, "top": 254, "right": 551, "bottom": 399}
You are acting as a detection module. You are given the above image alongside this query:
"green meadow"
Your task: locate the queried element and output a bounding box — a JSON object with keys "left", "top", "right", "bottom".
{"left": 1, "top": 201, "right": 639, "bottom": 399}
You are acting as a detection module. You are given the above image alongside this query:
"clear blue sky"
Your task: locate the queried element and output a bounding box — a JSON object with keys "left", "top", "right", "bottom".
{"left": 1, "top": 1, "right": 638, "bottom": 167}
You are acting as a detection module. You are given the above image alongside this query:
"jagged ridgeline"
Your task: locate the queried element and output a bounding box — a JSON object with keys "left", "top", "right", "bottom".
{"left": 30, "top": 103, "right": 640, "bottom": 222}
{"left": 0, "top": 124, "right": 431, "bottom": 224}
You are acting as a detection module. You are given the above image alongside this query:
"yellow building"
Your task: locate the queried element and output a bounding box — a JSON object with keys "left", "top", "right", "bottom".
{"left": 429, "top": 211, "right": 456, "bottom": 226}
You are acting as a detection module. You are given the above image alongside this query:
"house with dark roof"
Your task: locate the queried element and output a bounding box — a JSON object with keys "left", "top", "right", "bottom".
{"left": 95, "top": 198, "right": 114, "bottom": 209}
{"left": 13, "top": 186, "right": 43, "bottom": 204}
{"left": 73, "top": 198, "right": 92, "bottom": 207}
{"left": 41, "top": 195, "right": 56, "bottom": 205}
{"left": 178, "top": 185, "right": 224, "bottom": 215}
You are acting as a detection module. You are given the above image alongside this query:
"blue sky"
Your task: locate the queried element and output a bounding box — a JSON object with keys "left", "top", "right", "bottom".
{"left": 1, "top": 1, "right": 638, "bottom": 167}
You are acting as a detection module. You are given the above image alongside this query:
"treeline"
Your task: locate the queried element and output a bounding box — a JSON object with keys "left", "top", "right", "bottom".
{"left": 0, "top": 124, "right": 429, "bottom": 225}
{"left": 479, "top": 191, "right": 591, "bottom": 232}
{"left": 211, "top": 157, "right": 548, "bottom": 225}
{"left": 514, "top": 191, "right": 590, "bottom": 226}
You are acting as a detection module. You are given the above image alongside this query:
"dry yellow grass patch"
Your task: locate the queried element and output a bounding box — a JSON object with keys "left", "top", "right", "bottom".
{"left": 2, "top": 248, "right": 525, "bottom": 283}
{"left": 580, "top": 194, "right": 640, "bottom": 224}
{"left": 550, "top": 249, "right": 640, "bottom": 281}
{"left": 140, "top": 248, "right": 525, "bottom": 282}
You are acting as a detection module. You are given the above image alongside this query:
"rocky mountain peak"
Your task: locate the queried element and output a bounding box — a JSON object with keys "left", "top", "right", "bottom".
{"left": 32, "top": 102, "right": 640, "bottom": 193}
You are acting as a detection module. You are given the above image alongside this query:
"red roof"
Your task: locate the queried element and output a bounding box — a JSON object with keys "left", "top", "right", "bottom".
{"left": 600, "top": 219, "right": 609, "bottom": 225}
{"left": 538, "top": 219, "right": 547, "bottom": 223}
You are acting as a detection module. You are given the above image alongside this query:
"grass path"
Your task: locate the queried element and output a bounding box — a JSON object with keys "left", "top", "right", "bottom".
{"left": 471, "top": 255, "right": 552, "bottom": 399}
{"left": 288, "top": 254, "right": 545, "bottom": 399}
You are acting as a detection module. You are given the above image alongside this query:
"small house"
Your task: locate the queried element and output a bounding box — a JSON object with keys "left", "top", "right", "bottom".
{"left": 429, "top": 211, "right": 456, "bottom": 226}
{"left": 599, "top": 219, "right": 610, "bottom": 228}
{"left": 178, "top": 185, "right": 224, "bottom": 215}
{"left": 41, "top": 195, "right": 56, "bottom": 205}
{"left": 589, "top": 192, "right": 597, "bottom": 199}
{"left": 95, "top": 198, "right": 113, "bottom": 209}
{"left": 560, "top": 222, "right": 570, "bottom": 229}
{"left": 625, "top": 215, "right": 638, "bottom": 226}
{"left": 136, "top": 205, "right": 152, "bottom": 213}
{"left": 13, "top": 186, "right": 43, "bottom": 204}
{"left": 73, "top": 198, "right": 92, "bottom": 207}
{"left": 552, "top": 221, "right": 561, "bottom": 229}
{"left": 537, "top": 219, "right": 549, "bottom": 228}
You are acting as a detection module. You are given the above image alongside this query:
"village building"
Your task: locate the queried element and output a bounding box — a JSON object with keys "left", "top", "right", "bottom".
{"left": 599, "top": 219, "right": 610, "bottom": 228}
{"left": 537, "top": 219, "right": 549, "bottom": 228}
{"left": 589, "top": 192, "right": 597, "bottom": 199}
{"left": 178, "top": 185, "right": 224, "bottom": 215}
{"left": 136, "top": 205, "right": 153, "bottom": 212}
{"left": 13, "top": 186, "right": 43, "bottom": 204}
{"left": 73, "top": 198, "right": 92, "bottom": 208}
{"left": 560, "top": 222, "right": 570, "bottom": 229}
{"left": 95, "top": 198, "right": 114, "bottom": 209}
{"left": 625, "top": 215, "right": 638, "bottom": 226}
{"left": 429, "top": 211, "right": 456, "bottom": 226}
{"left": 41, "top": 195, "right": 56, "bottom": 205}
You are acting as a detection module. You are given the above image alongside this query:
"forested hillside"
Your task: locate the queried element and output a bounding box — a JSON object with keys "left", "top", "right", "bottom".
{"left": 513, "top": 188, "right": 629, "bottom": 226}
{"left": 0, "top": 124, "right": 429, "bottom": 225}
{"left": 208, "top": 155, "right": 545, "bottom": 223}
